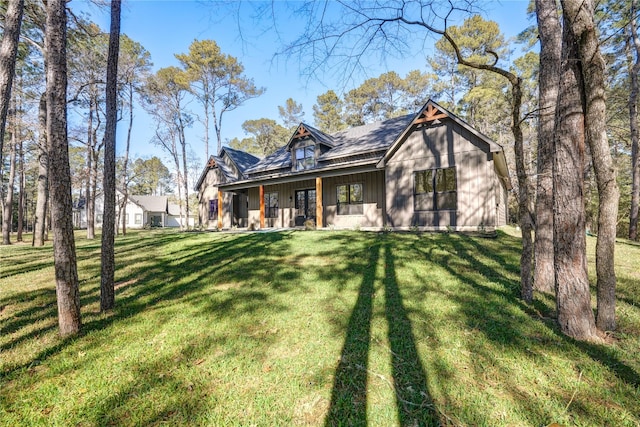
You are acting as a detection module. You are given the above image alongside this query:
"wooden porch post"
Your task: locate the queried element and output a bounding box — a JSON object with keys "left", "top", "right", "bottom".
{"left": 316, "top": 177, "right": 323, "bottom": 228}
{"left": 259, "top": 185, "right": 265, "bottom": 229}
{"left": 217, "top": 190, "right": 223, "bottom": 229}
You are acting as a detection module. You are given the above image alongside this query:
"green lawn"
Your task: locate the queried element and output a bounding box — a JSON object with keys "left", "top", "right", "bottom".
{"left": 1, "top": 229, "right": 639, "bottom": 426}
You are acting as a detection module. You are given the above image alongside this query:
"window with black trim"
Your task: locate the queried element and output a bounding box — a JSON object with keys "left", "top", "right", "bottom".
{"left": 264, "top": 192, "right": 279, "bottom": 218}
{"left": 414, "top": 167, "right": 457, "bottom": 211}
{"left": 295, "top": 144, "right": 315, "bottom": 170}
{"left": 208, "top": 199, "right": 218, "bottom": 220}
{"left": 337, "top": 183, "right": 364, "bottom": 215}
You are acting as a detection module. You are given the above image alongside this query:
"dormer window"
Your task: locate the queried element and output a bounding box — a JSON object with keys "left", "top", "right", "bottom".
{"left": 295, "top": 144, "right": 315, "bottom": 170}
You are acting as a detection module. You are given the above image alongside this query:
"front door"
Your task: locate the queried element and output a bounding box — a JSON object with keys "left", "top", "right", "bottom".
{"left": 150, "top": 214, "right": 162, "bottom": 227}
{"left": 295, "top": 189, "right": 316, "bottom": 225}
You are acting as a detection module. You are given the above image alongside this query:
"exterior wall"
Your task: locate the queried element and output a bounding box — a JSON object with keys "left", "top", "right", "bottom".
{"left": 166, "top": 214, "right": 196, "bottom": 228}
{"left": 198, "top": 168, "right": 223, "bottom": 229}
{"left": 243, "top": 173, "right": 385, "bottom": 229}
{"left": 323, "top": 171, "right": 385, "bottom": 228}
{"left": 248, "top": 187, "right": 261, "bottom": 229}
{"left": 495, "top": 173, "right": 508, "bottom": 226}
{"left": 222, "top": 192, "right": 233, "bottom": 228}
{"left": 247, "top": 179, "right": 316, "bottom": 228}
{"left": 197, "top": 163, "right": 249, "bottom": 229}
{"left": 122, "top": 202, "right": 145, "bottom": 229}
{"left": 385, "top": 121, "right": 500, "bottom": 230}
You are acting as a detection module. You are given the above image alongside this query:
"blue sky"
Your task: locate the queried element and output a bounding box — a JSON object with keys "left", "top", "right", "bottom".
{"left": 69, "top": 0, "right": 533, "bottom": 169}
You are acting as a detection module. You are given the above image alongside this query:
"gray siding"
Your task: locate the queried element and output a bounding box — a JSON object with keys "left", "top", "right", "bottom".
{"left": 385, "top": 121, "right": 500, "bottom": 230}
{"left": 248, "top": 179, "right": 316, "bottom": 228}
{"left": 323, "top": 171, "right": 385, "bottom": 228}
{"left": 245, "top": 173, "right": 385, "bottom": 229}
{"left": 197, "top": 168, "right": 222, "bottom": 229}
{"left": 197, "top": 166, "right": 249, "bottom": 229}
{"left": 495, "top": 174, "right": 508, "bottom": 226}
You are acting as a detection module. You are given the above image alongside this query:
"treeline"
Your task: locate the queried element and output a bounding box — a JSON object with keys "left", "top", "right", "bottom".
{"left": 0, "top": 4, "right": 263, "bottom": 241}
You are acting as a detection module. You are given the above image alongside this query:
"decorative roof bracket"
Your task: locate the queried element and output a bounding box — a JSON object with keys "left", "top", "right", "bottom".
{"left": 413, "top": 104, "right": 448, "bottom": 125}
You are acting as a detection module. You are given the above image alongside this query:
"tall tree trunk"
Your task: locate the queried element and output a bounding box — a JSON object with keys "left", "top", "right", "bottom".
{"left": 0, "top": 0, "right": 24, "bottom": 164}
{"left": 17, "top": 136, "right": 24, "bottom": 242}
{"left": 172, "top": 151, "right": 184, "bottom": 231}
{"left": 34, "top": 94, "right": 49, "bottom": 247}
{"left": 178, "top": 115, "right": 189, "bottom": 230}
{"left": 90, "top": 145, "right": 99, "bottom": 232}
{"left": 86, "top": 100, "right": 95, "bottom": 239}
{"left": 212, "top": 103, "right": 222, "bottom": 153}
{"left": 2, "top": 124, "right": 17, "bottom": 245}
{"left": 561, "top": 0, "right": 619, "bottom": 332}
{"left": 204, "top": 98, "right": 209, "bottom": 158}
{"left": 100, "top": 0, "right": 121, "bottom": 312}
{"left": 46, "top": 0, "right": 82, "bottom": 336}
{"left": 512, "top": 80, "right": 534, "bottom": 303}
{"left": 121, "top": 83, "right": 134, "bottom": 236}
{"left": 534, "top": 0, "right": 561, "bottom": 295}
{"left": 629, "top": 3, "right": 640, "bottom": 242}
{"left": 553, "top": 19, "right": 599, "bottom": 342}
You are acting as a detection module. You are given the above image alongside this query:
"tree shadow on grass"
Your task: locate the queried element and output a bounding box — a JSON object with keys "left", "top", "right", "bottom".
{"left": 450, "top": 234, "right": 640, "bottom": 389}
{"left": 383, "top": 240, "right": 439, "bottom": 426}
{"left": 324, "top": 234, "right": 439, "bottom": 426}
{"left": 412, "top": 232, "right": 640, "bottom": 424}
{"left": 0, "top": 231, "right": 295, "bottom": 380}
{"left": 324, "top": 237, "right": 379, "bottom": 426}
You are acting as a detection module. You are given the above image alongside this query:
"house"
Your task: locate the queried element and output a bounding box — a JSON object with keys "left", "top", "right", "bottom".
{"left": 194, "top": 146, "right": 261, "bottom": 228}
{"left": 74, "top": 193, "right": 195, "bottom": 229}
{"left": 120, "top": 195, "right": 195, "bottom": 228}
{"left": 195, "top": 100, "right": 511, "bottom": 231}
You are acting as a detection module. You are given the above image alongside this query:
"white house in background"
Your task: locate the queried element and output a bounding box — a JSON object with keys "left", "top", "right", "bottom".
{"left": 119, "top": 195, "right": 195, "bottom": 228}
{"left": 73, "top": 193, "right": 195, "bottom": 229}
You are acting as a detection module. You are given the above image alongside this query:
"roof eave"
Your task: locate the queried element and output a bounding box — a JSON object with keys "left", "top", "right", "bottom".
{"left": 493, "top": 150, "right": 512, "bottom": 190}
{"left": 220, "top": 159, "right": 380, "bottom": 191}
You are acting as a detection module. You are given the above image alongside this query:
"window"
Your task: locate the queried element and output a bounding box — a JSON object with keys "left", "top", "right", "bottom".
{"left": 414, "top": 167, "right": 457, "bottom": 211}
{"left": 125, "top": 214, "right": 129, "bottom": 224}
{"left": 209, "top": 199, "right": 218, "bottom": 220}
{"left": 295, "top": 144, "right": 315, "bottom": 170}
{"left": 337, "top": 183, "right": 364, "bottom": 215}
{"left": 135, "top": 213, "right": 142, "bottom": 225}
{"left": 97, "top": 214, "right": 103, "bottom": 224}
{"left": 264, "top": 192, "right": 279, "bottom": 218}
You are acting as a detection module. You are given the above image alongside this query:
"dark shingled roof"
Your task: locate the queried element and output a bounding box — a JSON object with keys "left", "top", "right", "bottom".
{"left": 222, "top": 146, "right": 260, "bottom": 176}
{"left": 302, "top": 123, "right": 335, "bottom": 147}
{"left": 319, "top": 114, "right": 414, "bottom": 161}
{"left": 245, "top": 114, "right": 415, "bottom": 175}
{"left": 194, "top": 147, "right": 261, "bottom": 191}
{"left": 211, "top": 155, "right": 233, "bottom": 181}
{"left": 245, "top": 145, "right": 292, "bottom": 174}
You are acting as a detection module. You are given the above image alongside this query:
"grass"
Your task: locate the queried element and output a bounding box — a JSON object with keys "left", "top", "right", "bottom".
{"left": 0, "top": 228, "right": 639, "bottom": 426}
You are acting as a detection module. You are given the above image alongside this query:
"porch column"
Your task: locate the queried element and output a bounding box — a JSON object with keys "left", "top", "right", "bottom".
{"left": 259, "top": 185, "right": 265, "bottom": 229}
{"left": 316, "top": 177, "right": 323, "bottom": 228}
{"left": 217, "top": 190, "right": 223, "bottom": 229}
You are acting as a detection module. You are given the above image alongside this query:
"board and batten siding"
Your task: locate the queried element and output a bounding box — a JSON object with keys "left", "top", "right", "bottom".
{"left": 495, "top": 174, "right": 508, "bottom": 226}
{"left": 246, "top": 172, "right": 385, "bottom": 229}
{"left": 198, "top": 168, "right": 221, "bottom": 229}
{"left": 385, "top": 121, "right": 499, "bottom": 230}
{"left": 197, "top": 168, "right": 240, "bottom": 229}
{"left": 248, "top": 179, "right": 316, "bottom": 228}
{"left": 323, "top": 171, "right": 385, "bottom": 228}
